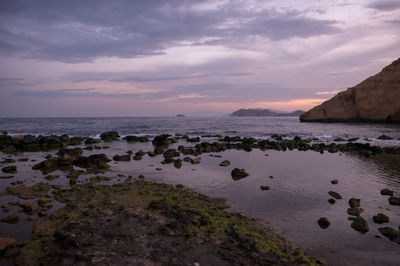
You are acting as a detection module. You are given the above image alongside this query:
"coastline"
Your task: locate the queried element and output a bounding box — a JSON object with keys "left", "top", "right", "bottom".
{"left": 1, "top": 132, "right": 399, "bottom": 265}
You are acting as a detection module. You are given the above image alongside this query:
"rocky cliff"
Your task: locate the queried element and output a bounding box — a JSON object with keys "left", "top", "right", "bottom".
{"left": 300, "top": 58, "right": 400, "bottom": 122}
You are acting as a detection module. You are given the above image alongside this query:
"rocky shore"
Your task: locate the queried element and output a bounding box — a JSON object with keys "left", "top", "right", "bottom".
{"left": 1, "top": 131, "right": 399, "bottom": 265}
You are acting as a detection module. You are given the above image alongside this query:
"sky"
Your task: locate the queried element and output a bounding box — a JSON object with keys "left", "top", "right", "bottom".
{"left": 0, "top": 0, "right": 399, "bottom": 117}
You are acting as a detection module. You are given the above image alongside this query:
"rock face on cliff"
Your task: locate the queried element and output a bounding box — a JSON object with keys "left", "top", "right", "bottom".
{"left": 300, "top": 58, "right": 400, "bottom": 122}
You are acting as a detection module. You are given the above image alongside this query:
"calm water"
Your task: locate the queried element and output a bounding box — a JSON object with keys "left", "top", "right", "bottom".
{"left": 0, "top": 117, "right": 399, "bottom": 145}
{"left": 0, "top": 117, "right": 399, "bottom": 265}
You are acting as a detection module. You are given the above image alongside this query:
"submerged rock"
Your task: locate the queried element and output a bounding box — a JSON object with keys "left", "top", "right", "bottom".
{"left": 378, "top": 227, "right": 400, "bottom": 244}
{"left": 219, "top": 160, "right": 231, "bottom": 167}
{"left": 348, "top": 198, "right": 360, "bottom": 208}
{"left": 231, "top": 168, "right": 249, "bottom": 180}
{"left": 113, "top": 154, "right": 131, "bottom": 161}
{"left": 100, "top": 131, "right": 120, "bottom": 142}
{"left": 328, "top": 198, "right": 336, "bottom": 205}
{"left": 388, "top": 196, "right": 400, "bottom": 206}
{"left": 330, "top": 179, "right": 338, "bottom": 184}
{"left": 380, "top": 189, "right": 394, "bottom": 196}
{"left": 328, "top": 191, "right": 342, "bottom": 200}
{"left": 373, "top": 213, "right": 389, "bottom": 224}
{"left": 377, "top": 135, "right": 393, "bottom": 140}
{"left": 351, "top": 217, "right": 369, "bottom": 234}
{"left": 123, "top": 136, "right": 149, "bottom": 143}
{"left": 347, "top": 208, "right": 364, "bottom": 217}
{"left": 2, "top": 165, "right": 17, "bottom": 174}
{"left": 260, "top": 186, "right": 270, "bottom": 191}
{"left": 317, "top": 217, "right": 330, "bottom": 229}
{"left": 174, "top": 159, "right": 182, "bottom": 169}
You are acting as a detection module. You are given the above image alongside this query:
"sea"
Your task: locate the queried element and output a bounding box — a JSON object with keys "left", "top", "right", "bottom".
{"left": 0, "top": 116, "right": 399, "bottom": 145}
{"left": 1, "top": 116, "right": 400, "bottom": 265}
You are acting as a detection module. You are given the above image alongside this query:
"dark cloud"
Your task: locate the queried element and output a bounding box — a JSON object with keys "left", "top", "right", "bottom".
{"left": 0, "top": 0, "right": 339, "bottom": 62}
{"left": 368, "top": 0, "right": 400, "bottom": 11}
{"left": 0, "top": 77, "right": 42, "bottom": 86}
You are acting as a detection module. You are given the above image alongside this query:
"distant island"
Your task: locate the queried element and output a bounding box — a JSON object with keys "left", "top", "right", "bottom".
{"left": 231, "top": 109, "right": 304, "bottom": 117}
{"left": 176, "top": 114, "right": 186, "bottom": 117}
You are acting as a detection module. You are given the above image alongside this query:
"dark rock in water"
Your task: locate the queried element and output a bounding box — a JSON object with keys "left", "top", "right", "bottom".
{"left": 187, "top": 137, "right": 200, "bottom": 143}
{"left": 1, "top": 214, "right": 19, "bottom": 224}
{"left": 380, "top": 189, "right": 394, "bottom": 196}
{"left": 328, "top": 198, "right": 336, "bottom": 205}
{"left": 73, "top": 154, "right": 111, "bottom": 169}
{"left": 190, "top": 157, "right": 201, "bottom": 164}
{"left": 231, "top": 168, "right": 249, "bottom": 180}
{"left": 135, "top": 150, "right": 146, "bottom": 157}
{"left": 100, "top": 131, "right": 120, "bottom": 142}
{"left": 260, "top": 186, "right": 270, "bottom": 191}
{"left": 219, "top": 160, "right": 231, "bottom": 167}
{"left": 378, "top": 227, "right": 400, "bottom": 243}
{"left": 328, "top": 191, "right": 342, "bottom": 200}
{"left": 377, "top": 135, "right": 393, "bottom": 140}
{"left": 183, "top": 157, "right": 191, "bottom": 162}
{"left": 347, "top": 207, "right": 364, "bottom": 217}
{"left": 69, "top": 136, "right": 85, "bottom": 145}
{"left": 317, "top": 217, "right": 330, "bottom": 229}
{"left": 113, "top": 154, "right": 131, "bottom": 161}
{"left": 133, "top": 155, "right": 142, "bottom": 161}
{"left": 373, "top": 213, "right": 389, "bottom": 224}
{"left": 348, "top": 198, "right": 360, "bottom": 208}
{"left": 123, "top": 136, "right": 149, "bottom": 143}
{"left": 333, "top": 137, "right": 345, "bottom": 142}
{"left": 0, "top": 158, "right": 16, "bottom": 163}
{"left": 0, "top": 175, "right": 13, "bottom": 179}
{"left": 330, "top": 179, "right": 338, "bottom": 184}
{"left": 152, "top": 134, "right": 173, "bottom": 147}
{"left": 348, "top": 137, "right": 359, "bottom": 142}
{"left": 164, "top": 149, "right": 180, "bottom": 158}
{"left": 2, "top": 166, "right": 17, "bottom": 174}
{"left": 44, "top": 175, "right": 59, "bottom": 181}
{"left": 351, "top": 217, "right": 369, "bottom": 234}
{"left": 85, "top": 138, "right": 100, "bottom": 144}
{"left": 174, "top": 159, "right": 182, "bottom": 169}
{"left": 388, "top": 196, "right": 400, "bottom": 206}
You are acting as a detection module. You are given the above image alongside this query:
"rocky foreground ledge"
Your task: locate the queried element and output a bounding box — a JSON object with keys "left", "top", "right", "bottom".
{"left": 1, "top": 180, "right": 322, "bottom": 265}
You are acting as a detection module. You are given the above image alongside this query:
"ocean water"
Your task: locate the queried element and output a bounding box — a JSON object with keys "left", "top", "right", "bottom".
{"left": 0, "top": 116, "right": 399, "bottom": 145}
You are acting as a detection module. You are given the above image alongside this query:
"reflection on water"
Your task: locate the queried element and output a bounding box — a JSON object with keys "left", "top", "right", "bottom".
{"left": 0, "top": 141, "right": 399, "bottom": 266}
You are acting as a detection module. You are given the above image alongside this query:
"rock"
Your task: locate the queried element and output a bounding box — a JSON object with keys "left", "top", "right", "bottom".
{"left": 38, "top": 198, "right": 52, "bottom": 207}
{"left": 84, "top": 138, "right": 100, "bottom": 144}
{"left": 231, "top": 168, "right": 249, "bottom": 180}
{"left": 219, "top": 160, "right": 231, "bottom": 167}
{"left": 328, "top": 198, "right": 336, "bottom": 204}
{"left": 113, "top": 154, "right": 131, "bottom": 161}
{"left": 174, "top": 159, "right": 182, "bottom": 169}
{"left": 351, "top": 217, "right": 369, "bottom": 234}
{"left": 1, "top": 205, "right": 11, "bottom": 212}
{"left": 330, "top": 179, "right": 338, "bottom": 184}
{"left": 44, "top": 175, "right": 59, "bottom": 181}
{"left": 377, "top": 135, "right": 393, "bottom": 140}
{"left": 133, "top": 155, "right": 142, "bottom": 161}
{"left": 18, "top": 158, "right": 29, "bottom": 162}
{"left": 0, "top": 238, "right": 15, "bottom": 252}
{"left": 32, "top": 159, "right": 58, "bottom": 174}
{"left": 317, "top": 217, "right": 330, "bottom": 229}
{"left": 347, "top": 207, "right": 364, "bottom": 216}
{"left": 100, "top": 131, "right": 120, "bottom": 142}
{"left": 373, "top": 213, "right": 389, "bottom": 224}
{"left": 388, "top": 196, "right": 400, "bottom": 206}
{"left": 380, "top": 189, "right": 394, "bottom": 196}
{"left": 300, "top": 58, "right": 400, "bottom": 122}
{"left": 260, "top": 186, "right": 270, "bottom": 191}
{"left": 57, "top": 148, "right": 83, "bottom": 158}
{"left": 378, "top": 227, "right": 400, "bottom": 243}
{"left": 73, "top": 154, "right": 111, "bottom": 169}
{"left": 0, "top": 175, "right": 13, "bottom": 179}
{"left": 0, "top": 158, "right": 16, "bottom": 163}
{"left": 1, "top": 214, "right": 19, "bottom": 224}
{"left": 183, "top": 157, "right": 191, "bottom": 162}
{"left": 19, "top": 202, "right": 39, "bottom": 214}
{"left": 348, "top": 198, "right": 360, "bottom": 208}
{"left": 123, "top": 136, "right": 149, "bottom": 143}
{"left": 2, "top": 165, "right": 17, "bottom": 174}
{"left": 328, "top": 191, "right": 342, "bottom": 200}
{"left": 190, "top": 157, "right": 201, "bottom": 164}
{"left": 135, "top": 150, "right": 146, "bottom": 157}
{"left": 152, "top": 134, "right": 173, "bottom": 147}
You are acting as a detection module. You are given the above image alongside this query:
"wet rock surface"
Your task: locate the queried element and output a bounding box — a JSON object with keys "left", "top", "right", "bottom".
{"left": 317, "top": 218, "right": 330, "bottom": 229}
{"left": 350, "top": 217, "right": 369, "bottom": 234}
{"left": 7, "top": 181, "right": 322, "bottom": 265}
{"left": 231, "top": 168, "right": 249, "bottom": 180}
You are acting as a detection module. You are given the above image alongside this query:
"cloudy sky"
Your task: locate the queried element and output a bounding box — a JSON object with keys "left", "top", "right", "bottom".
{"left": 0, "top": 0, "right": 399, "bottom": 117}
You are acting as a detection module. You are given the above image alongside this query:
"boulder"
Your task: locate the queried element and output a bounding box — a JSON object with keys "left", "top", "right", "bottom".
{"left": 174, "top": 159, "right": 182, "bottom": 169}
{"left": 100, "top": 131, "right": 120, "bottom": 142}
{"left": 380, "top": 189, "right": 394, "bottom": 196}
{"left": 2, "top": 166, "right": 17, "bottom": 174}
{"left": 378, "top": 227, "right": 400, "bottom": 243}
{"left": 219, "top": 160, "right": 231, "bottom": 167}
{"left": 113, "top": 155, "right": 131, "bottom": 161}
{"left": 350, "top": 217, "right": 369, "bottom": 234}
{"left": 19, "top": 202, "right": 39, "bottom": 214}
{"left": 57, "top": 148, "right": 83, "bottom": 158}
{"left": 231, "top": 168, "right": 249, "bottom": 180}
{"left": 300, "top": 58, "right": 400, "bottom": 122}
{"left": 260, "top": 186, "right": 270, "bottom": 191}
{"left": 330, "top": 179, "right": 338, "bottom": 184}
{"left": 348, "top": 198, "right": 360, "bottom": 208}
{"left": 152, "top": 134, "right": 173, "bottom": 147}
{"left": 388, "top": 196, "right": 400, "bottom": 206}
{"left": 190, "top": 157, "right": 201, "bottom": 164}
{"left": 123, "top": 136, "right": 149, "bottom": 143}
{"left": 317, "top": 217, "right": 330, "bottom": 229}
{"left": 347, "top": 207, "right": 364, "bottom": 216}
{"left": 328, "top": 198, "right": 336, "bottom": 205}
{"left": 373, "top": 213, "right": 389, "bottom": 224}
{"left": 328, "top": 191, "right": 342, "bottom": 200}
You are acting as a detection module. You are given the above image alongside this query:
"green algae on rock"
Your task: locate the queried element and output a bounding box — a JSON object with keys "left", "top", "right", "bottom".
{"left": 10, "top": 180, "right": 323, "bottom": 265}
